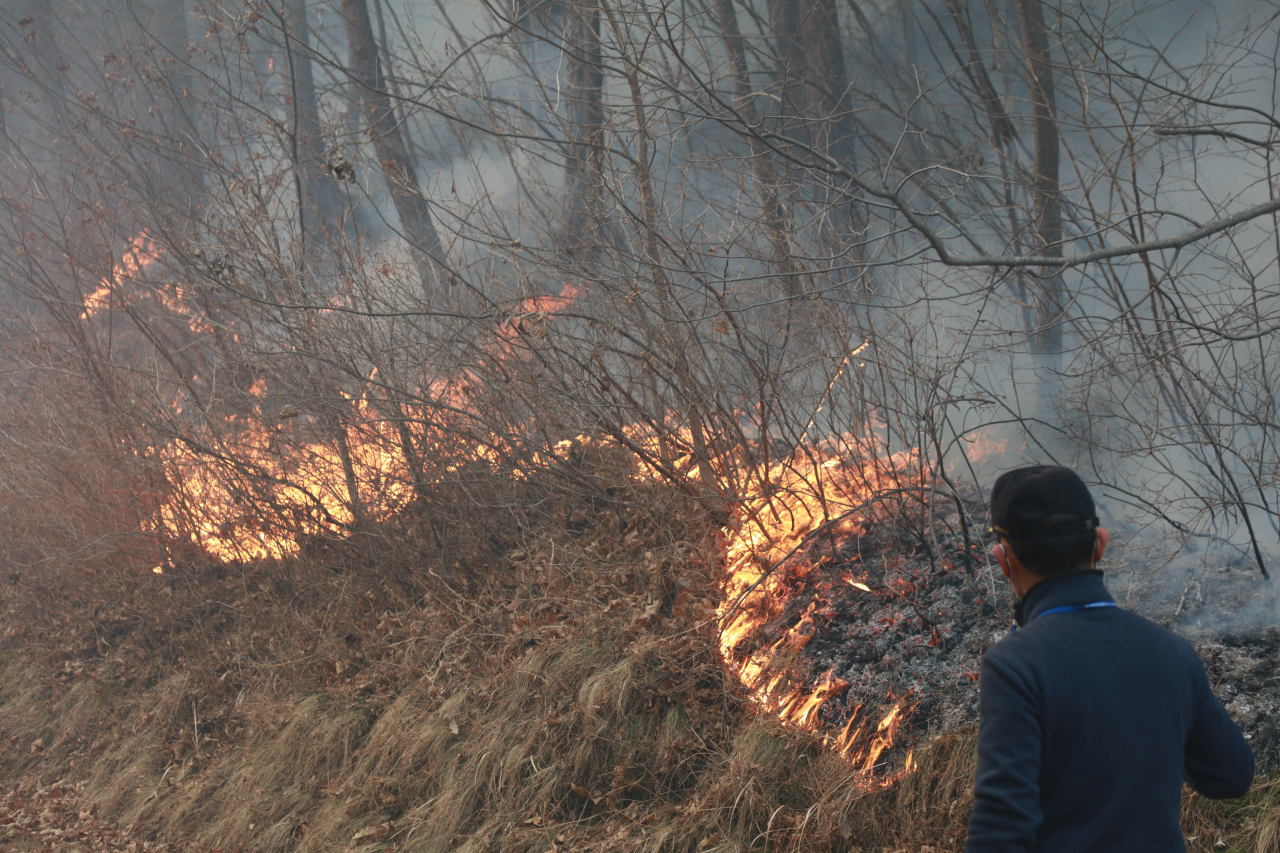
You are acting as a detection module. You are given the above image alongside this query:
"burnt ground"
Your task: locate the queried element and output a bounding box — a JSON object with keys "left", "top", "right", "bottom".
{"left": 730, "top": 506, "right": 1280, "bottom": 775}
{"left": 1196, "top": 631, "right": 1280, "bottom": 772}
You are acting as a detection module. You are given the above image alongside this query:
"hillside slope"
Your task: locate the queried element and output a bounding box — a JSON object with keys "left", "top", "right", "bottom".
{"left": 0, "top": 497, "right": 1274, "bottom": 853}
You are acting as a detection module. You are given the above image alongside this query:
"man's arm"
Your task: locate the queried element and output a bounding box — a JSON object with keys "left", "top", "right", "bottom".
{"left": 966, "top": 645, "right": 1043, "bottom": 853}
{"left": 1184, "top": 650, "right": 1253, "bottom": 799}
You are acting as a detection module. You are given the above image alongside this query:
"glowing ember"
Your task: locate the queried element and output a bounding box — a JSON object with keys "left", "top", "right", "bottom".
{"left": 710, "top": 423, "right": 925, "bottom": 772}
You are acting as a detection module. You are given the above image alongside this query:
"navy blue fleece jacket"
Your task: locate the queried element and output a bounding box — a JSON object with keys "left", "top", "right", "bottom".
{"left": 966, "top": 571, "right": 1254, "bottom": 853}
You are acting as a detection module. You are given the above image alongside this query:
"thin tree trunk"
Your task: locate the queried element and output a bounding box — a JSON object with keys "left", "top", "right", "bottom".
{"left": 716, "top": 0, "right": 807, "bottom": 296}
{"left": 280, "top": 0, "right": 342, "bottom": 251}
{"left": 941, "top": 0, "right": 1016, "bottom": 148}
{"left": 343, "top": 0, "right": 446, "bottom": 289}
{"left": 335, "top": 424, "right": 366, "bottom": 530}
{"left": 149, "top": 0, "right": 205, "bottom": 226}
{"left": 1015, "top": 0, "right": 1064, "bottom": 352}
{"left": 767, "top": 0, "right": 863, "bottom": 272}
{"left": 562, "top": 0, "right": 606, "bottom": 264}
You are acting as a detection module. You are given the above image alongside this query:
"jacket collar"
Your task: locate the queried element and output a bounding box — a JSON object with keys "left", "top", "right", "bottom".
{"left": 1014, "top": 570, "right": 1112, "bottom": 627}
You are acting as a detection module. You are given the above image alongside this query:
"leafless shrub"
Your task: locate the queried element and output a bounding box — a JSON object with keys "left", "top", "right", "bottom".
{"left": 0, "top": 0, "right": 1279, "bottom": 590}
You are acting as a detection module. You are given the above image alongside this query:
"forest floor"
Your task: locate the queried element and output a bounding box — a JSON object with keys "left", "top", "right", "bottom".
{"left": 0, "top": 487, "right": 1276, "bottom": 853}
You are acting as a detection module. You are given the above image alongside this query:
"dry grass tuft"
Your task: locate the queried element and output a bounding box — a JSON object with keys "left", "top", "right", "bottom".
{"left": 0, "top": 477, "right": 1272, "bottom": 853}
{"left": 1182, "top": 775, "right": 1280, "bottom": 853}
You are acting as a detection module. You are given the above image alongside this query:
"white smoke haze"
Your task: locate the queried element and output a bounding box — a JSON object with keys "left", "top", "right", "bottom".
{"left": 0, "top": 0, "right": 1275, "bottom": 625}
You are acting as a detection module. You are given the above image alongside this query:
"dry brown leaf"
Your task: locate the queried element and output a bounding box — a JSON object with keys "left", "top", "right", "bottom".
{"left": 570, "top": 783, "right": 589, "bottom": 797}
{"left": 628, "top": 601, "right": 663, "bottom": 632}
{"left": 351, "top": 822, "right": 393, "bottom": 845}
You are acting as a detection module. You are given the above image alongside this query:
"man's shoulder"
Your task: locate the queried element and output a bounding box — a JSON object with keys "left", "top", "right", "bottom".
{"left": 983, "top": 606, "right": 1200, "bottom": 665}
{"left": 1109, "top": 607, "right": 1201, "bottom": 655}
{"left": 980, "top": 626, "right": 1040, "bottom": 673}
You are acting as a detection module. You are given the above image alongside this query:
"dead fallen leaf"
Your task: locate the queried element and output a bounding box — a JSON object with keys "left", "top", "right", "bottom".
{"left": 352, "top": 822, "right": 393, "bottom": 845}
{"left": 628, "top": 601, "right": 663, "bottom": 632}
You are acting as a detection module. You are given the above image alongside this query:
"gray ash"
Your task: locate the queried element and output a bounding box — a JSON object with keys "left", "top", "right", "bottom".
{"left": 729, "top": 515, "right": 1279, "bottom": 775}
{"left": 1196, "top": 631, "right": 1280, "bottom": 774}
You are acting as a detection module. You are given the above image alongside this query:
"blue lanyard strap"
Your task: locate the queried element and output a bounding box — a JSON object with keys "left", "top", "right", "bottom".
{"left": 1012, "top": 600, "right": 1116, "bottom": 631}
{"left": 1036, "top": 601, "right": 1117, "bottom": 619}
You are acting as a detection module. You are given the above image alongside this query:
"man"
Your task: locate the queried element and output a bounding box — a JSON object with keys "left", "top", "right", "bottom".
{"left": 967, "top": 465, "right": 1254, "bottom": 852}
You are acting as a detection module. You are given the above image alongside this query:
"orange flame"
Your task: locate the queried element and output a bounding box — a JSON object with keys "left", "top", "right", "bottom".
{"left": 712, "top": 427, "right": 921, "bottom": 764}
{"left": 129, "top": 274, "right": 921, "bottom": 775}
{"left": 150, "top": 284, "right": 586, "bottom": 562}
{"left": 861, "top": 701, "right": 904, "bottom": 771}
{"left": 82, "top": 232, "right": 164, "bottom": 319}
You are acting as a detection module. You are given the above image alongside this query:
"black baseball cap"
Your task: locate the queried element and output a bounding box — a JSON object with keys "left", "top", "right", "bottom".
{"left": 989, "top": 465, "right": 1099, "bottom": 540}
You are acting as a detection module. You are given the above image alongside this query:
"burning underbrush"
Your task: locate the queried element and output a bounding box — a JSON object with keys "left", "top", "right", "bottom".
{"left": 0, "top": 466, "right": 1274, "bottom": 853}
{"left": 0, "top": 307, "right": 1275, "bottom": 852}
{"left": 0, "top": 479, "right": 994, "bottom": 853}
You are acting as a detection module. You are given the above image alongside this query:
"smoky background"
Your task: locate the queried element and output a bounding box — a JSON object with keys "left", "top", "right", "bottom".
{"left": 0, "top": 0, "right": 1276, "bottom": 615}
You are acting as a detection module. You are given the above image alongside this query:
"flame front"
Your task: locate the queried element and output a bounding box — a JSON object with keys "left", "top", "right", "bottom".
{"left": 84, "top": 248, "right": 922, "bottom": 773}
{"left": 713, "top": 434, "right": 921, "bottom": 773}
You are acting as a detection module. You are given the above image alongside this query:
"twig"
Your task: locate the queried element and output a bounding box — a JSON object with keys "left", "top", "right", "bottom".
{"left": 193, "top": 700, "right": 202, "bottom": 761}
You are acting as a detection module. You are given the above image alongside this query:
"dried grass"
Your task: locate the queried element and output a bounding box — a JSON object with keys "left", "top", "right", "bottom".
{"left": 0, "top": 484, "right": 1271, "bottom": 853}
{"left": 1182, "top": 776, "right": 1280, "bottom": 853}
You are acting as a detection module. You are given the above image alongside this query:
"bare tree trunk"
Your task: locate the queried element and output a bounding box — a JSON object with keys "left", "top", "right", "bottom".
{"left": 334, "top": 423, "right": 366, "bottom": 530}
{"left": 1015, "top": 0, "right": 1064, "bottom": 353}
{"left": 767, "top": 0, "right": 863, "bottom": 273}
{"left": 150, "top": 0, "right": 206, "bottom": 232}
{"left": 343, "top": 0, "right": 446, "bottom": 289}
{"left": 562, "top": 0, "right": 606, "bottom": 264}
{"left": 279, "top": 0, "right": 342, "bottom": 254}
{"left": 941, "top": 0, "right": 1016, "bottom": 148}
{"left": 716, "top": 0, "right": 807, "bottom": 296}
{"left": 19, "top": 1, "right": 69, "bottom": 132}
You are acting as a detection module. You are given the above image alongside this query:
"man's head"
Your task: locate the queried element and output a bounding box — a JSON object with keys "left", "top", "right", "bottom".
{"left": 989, "top": 466, "right": 1108, "bottom": 596}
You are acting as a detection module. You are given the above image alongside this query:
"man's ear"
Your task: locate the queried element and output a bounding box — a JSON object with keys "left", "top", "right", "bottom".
{"left": 1094, "top": 527, "right": 1109, "bottom": 565}
{"left": 993, "top": 541, "right": 1012, "bottom": 580}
